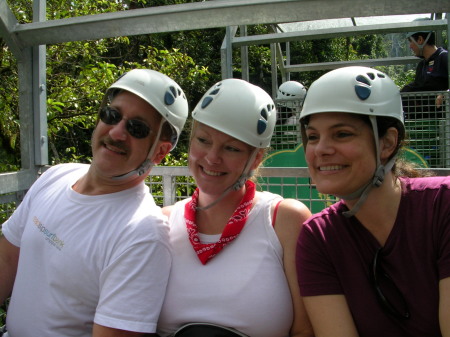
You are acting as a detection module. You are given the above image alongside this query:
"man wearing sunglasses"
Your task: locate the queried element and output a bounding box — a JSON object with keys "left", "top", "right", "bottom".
{"left": 0, "top": 69, "right": 188, "bottom": 337}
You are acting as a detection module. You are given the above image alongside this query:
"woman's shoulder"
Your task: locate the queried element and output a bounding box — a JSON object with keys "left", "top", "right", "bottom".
{"left": 162, "top": 197, "right": 192, "bottom": 219}
{"left": 304, "top": 201, "right": 346, "bottom": 228}
{"left": 401, "top": 175, "right": 450, "bottom": 192}
{"left": 276, "top": 198, "right": 311, "bottom": 221}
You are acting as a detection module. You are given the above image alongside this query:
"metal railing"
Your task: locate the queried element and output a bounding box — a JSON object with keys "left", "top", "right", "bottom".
{"left": 1, "top": 91, "right": 450, "bottom": 222}
{"left": 401, "top": 91, "right": 450, "bottom": 168}
{"left": 145, "top": 166, "right": 338, "bottom": 213}
{"left": 0, "top": 166, "right": 331, "bottom": 222}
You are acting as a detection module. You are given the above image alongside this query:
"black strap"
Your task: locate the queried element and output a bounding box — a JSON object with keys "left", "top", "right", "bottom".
{"left": 173, "top": 323, "right": 249, "bottom": 337}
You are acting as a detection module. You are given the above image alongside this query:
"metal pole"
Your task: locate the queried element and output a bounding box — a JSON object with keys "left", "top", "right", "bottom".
{"left": 33, "top": 0, "right": 48, "bottom": 166}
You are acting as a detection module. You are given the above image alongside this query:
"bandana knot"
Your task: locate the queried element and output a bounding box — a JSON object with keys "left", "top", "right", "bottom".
{"left": 184, "top": 180, "right": 256, "bottom": 264}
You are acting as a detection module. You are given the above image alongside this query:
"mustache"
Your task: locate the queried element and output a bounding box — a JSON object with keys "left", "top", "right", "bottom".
{"left": 102, "top": 137, "right": 128, "bottom": 152}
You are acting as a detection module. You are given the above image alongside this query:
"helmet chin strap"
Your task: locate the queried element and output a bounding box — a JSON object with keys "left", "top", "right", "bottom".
{"left": 195, "top": 149, "right": 258, "bottom": 211}
{"left": 111, "top": 121, "right": 164, "bottom": 180}
{"left": 339, "top": 158, "right": 396, "bottom": 218}
{"left": 410, "top": 33, "right": 431, "bottom": 58}
{"left": 336, "top": 116, "right": 396, "bottom": 218}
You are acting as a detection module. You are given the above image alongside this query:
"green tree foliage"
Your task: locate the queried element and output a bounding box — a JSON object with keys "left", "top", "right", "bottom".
{"left": 0, "top": 45, "right": 19, "bottom": 172}
{"left": 1, "top": 0, "right": 402, "bottom": 173}
{"left": 284, "top": 34, "right": 389, "bottom": 88}
{"left": 0, "top": 0, "right": 213, "bottom": 171}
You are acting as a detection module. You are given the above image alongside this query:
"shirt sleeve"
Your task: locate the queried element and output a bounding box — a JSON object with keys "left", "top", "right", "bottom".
{"left": 296, "top": 220, "right": 343, "bottom": 297}
{"left": 95, "top": 236, "right": 172, "bottom": 333}
{"left": 2, "top": 166, "right": 58, "bottom": 246}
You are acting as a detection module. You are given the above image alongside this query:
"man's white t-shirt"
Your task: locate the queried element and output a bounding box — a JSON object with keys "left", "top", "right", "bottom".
{"left": 2, "top": 163, "right": 171, "bottom": 336}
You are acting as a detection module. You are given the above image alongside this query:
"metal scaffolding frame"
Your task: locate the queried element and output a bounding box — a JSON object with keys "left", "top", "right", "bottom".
{"left": 222, "top": 14, "right": 450, "bottom": 95}
{"left": 0, "top": 0, "right": 449, "bottom": 204}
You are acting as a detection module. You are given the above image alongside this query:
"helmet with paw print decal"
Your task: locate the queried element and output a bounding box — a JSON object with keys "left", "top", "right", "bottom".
{"left": 300, "top": 66, "right": 404, "bottom": 217}
{"left": 192, "top": 78, "right": 276, "bottom": 148}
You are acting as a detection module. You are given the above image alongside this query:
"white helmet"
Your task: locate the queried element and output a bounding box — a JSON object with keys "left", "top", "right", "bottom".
{"left": 277, "top": 81, "right": 307, "bottom": 108}
{"left": 104, "top": 68, "right": 188, "bottom": 150}
{"left": 301, "top": 66, "right": 403, "bottom": 125}
{"left": 192, "top": 78, "right": 276, "bottom": 148}
{"left": 300, "top": 66, "right": 404, "bottom": 217}
{"left": 277, "top": 81, "right": 307, "bottom": 100}
{"left": 102, "top": 69, "right": 188, "bottom": 179}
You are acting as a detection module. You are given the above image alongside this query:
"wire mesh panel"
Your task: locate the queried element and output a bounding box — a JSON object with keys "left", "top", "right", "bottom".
{"left": 146, "top": 167, "right": 196, "bottom": 207}
{"left": 257, "top": 175, "right": 338, "bottom": 214}
{"left": 271, "top": 99, "right": 302, "bottom": 151}
{"left": 401, "top": 91, "right": 450, "bottom": 168}
{"left": 146, "top": 175, "right": 164, "bottom": 206}
{"left": 272, "top": 92, "right": 450, "bottom": 168}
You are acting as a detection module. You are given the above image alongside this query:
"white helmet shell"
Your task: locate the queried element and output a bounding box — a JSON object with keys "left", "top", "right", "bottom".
{"left": 301, "top": 66, "right": 404, "bottom": 124}
{"left": 277, "top": 81, "right": 307, "bottom": 109}
{"left": 192, "top": 78, "right": 276, "bottom": 148}
{"left": 104, "top": 69, "right": 188, "bottom": 150}
{"left": 277, "top": 81, "right": 307, "bottom": 100}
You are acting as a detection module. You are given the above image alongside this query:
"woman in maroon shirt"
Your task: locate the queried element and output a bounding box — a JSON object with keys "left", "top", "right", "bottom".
{"left": 296, "top": 66, "right": 450, "bottom": 337}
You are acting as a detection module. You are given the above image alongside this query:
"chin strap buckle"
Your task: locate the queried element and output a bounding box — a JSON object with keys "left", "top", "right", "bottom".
{"left": 372, "top": 165, "right": 386, "bottom": 187}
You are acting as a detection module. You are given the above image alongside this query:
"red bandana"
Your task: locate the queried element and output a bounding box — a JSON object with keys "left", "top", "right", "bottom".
{"left": 184, "top": 180, "right": 256, "bottom": 265}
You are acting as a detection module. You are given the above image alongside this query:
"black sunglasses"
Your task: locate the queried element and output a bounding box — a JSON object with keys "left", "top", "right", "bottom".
{"left": 372, "top": 248, "right": 410, "bottom": 320}
{"left": 99, "top": 106, "right": 151, "bottom": 139}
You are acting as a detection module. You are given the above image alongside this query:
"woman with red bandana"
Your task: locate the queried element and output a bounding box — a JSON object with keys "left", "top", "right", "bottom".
{"left": 296, "top": 66, "right": 450, "bottom": 337}
{"left": 157, "top": 79, "right": 313, "bottom": 337}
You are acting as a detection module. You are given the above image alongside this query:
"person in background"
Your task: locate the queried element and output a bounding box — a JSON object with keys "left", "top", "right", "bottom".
{"left": 0, "top": 69, "right": 188, "bottom": 337}
{"left": 401, "top": 18, "right": 449, "bottom": 118}
{"left": 157, "top": 78, "right": 314, "bottom": 337}
{"left": 296, "top": 66, "right": 450, "bottom": 337}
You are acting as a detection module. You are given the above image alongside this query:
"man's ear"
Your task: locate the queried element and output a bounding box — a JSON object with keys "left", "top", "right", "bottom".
{"left": 380, "top": 127, "right": 398, "bottom": 161}
{"left": 417, "top": 35, "right": 425, "bottom": 44}
{"left": 151, "top": 141, "right": 172, "bottom": 165}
